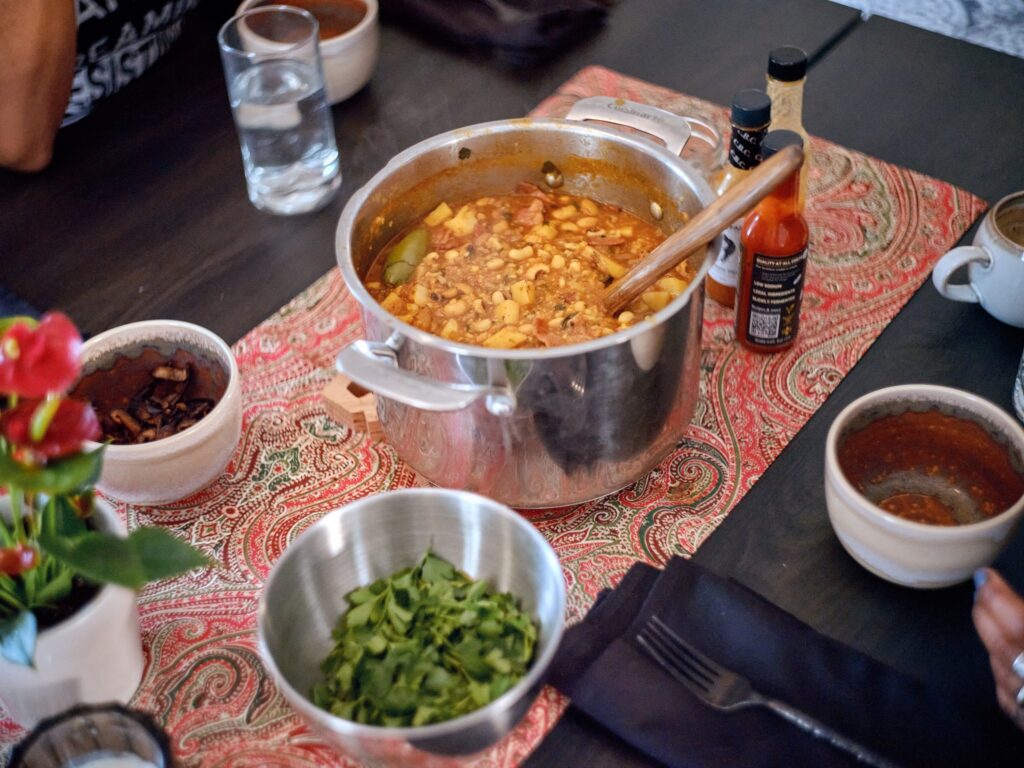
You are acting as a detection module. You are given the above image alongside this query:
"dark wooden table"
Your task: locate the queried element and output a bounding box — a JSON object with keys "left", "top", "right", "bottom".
{"left": 3, "top": 0, "right": 1023, "bottom": 764}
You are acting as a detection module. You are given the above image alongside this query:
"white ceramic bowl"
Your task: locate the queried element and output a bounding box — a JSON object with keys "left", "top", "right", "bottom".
{"left": 258, "top": 488, "right": 566, "bottom": 766}
{"left": 236, "top": 0, "right": 380, "bottom": 104}
{"left": 79, "top": 320, "right": 242, "bottom": 506}
{"left": 825, "top": 384, "right": 1024, "bottom": 588}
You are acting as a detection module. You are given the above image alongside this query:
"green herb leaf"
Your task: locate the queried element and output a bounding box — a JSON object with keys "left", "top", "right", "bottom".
{"left": 0, "top": 610, "right": 37, "bottom": 667}
{"left": 313, "top": 551, "right": 537, "bottom": 727}
{"left": 0, "top": 446, "right": 104, "bottom": 494}
{"left": 347, "top": 586, "right": 377, "bottom": 605}
{"left": 420, "top": 552, "right": 454, "bottom": 583}
{"left": 344, "top": 599, "right": 374, "bottom": 629}
{"left": 39, "top": 527, "right": 212, "bottom": 590}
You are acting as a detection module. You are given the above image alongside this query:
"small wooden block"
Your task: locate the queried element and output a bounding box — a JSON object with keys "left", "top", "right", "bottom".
{"left": 322, "top": 374, "right": 384, "bottom": 442}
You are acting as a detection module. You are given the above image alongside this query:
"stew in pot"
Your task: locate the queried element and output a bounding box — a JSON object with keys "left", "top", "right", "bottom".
{"left": 364, "top": 184, "right": 693, "bottom": 348}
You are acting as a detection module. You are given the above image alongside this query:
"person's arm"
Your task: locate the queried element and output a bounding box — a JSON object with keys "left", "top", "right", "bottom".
{"left": 0, "top": 0, "right": 77, "bottom": 172}
{"left": 972, "top": 568, "right": 1024, "bottom": 730}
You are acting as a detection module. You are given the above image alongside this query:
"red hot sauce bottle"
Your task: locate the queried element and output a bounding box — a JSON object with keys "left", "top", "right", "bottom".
{"left": 735, "top": 129, "right": 809, "bottom": 352}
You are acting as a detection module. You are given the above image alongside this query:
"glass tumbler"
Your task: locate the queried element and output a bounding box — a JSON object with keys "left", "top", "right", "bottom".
{"left": 10, "top": 704, "right": 173, "bottom": 767}
{"left": 218, "top": 6, "right": 341, "bottom": 215}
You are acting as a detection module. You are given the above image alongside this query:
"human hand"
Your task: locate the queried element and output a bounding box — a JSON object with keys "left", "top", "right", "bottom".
{"left": 972, "top": 568, "right": 1024, "bottom": 730}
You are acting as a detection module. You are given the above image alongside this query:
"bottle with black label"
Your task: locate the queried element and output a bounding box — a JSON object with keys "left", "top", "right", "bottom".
{"left": 705, "top": 89, "right": 771, "bottom": 309}
{"left": 766, "top": 46, "right": 811, "bottom": 209}
{"left": 735, "top": 130, "right": 809, "bottom": 352}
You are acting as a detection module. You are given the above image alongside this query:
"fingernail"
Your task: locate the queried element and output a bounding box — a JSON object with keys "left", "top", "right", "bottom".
{"left": 973, "top": 569, "right": 988, "bottom": 598}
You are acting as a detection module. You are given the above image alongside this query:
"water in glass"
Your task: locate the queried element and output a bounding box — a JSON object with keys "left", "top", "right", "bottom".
{"left": 231, "top": 59, "right": 340, "bottom": 214}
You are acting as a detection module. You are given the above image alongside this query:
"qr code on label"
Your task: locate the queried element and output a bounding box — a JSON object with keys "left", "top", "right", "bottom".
{"left": 749, "top": 311, "right": 779, "bottom": 339}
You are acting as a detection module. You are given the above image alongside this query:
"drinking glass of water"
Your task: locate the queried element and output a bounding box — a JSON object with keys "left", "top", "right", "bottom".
{"left": 11, "top": 704, "right": 172, "bottom": 767}
{"left": 218, "top": 6, "right": 341, "bottom": 215}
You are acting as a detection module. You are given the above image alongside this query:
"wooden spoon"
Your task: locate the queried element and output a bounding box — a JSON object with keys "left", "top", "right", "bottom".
{"left": 602, "top": 144, "right": 803, "bottom": 314}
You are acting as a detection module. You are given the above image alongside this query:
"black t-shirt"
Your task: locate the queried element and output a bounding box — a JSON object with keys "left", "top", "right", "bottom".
{"left": 66, "top": 0, "right": 200, "bottom": 124}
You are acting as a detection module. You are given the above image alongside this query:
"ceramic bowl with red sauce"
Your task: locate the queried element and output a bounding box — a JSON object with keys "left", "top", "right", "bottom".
{"left": 237, "top": 0, "right": 379, "bottom": 104}
{"left": 825, "top": 384, "right": 1024, "bottom": 588}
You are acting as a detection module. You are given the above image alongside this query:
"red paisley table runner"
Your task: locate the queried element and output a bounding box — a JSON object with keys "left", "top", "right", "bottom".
{"left": 0, "top": 67, "right": 986, "bottom": 766}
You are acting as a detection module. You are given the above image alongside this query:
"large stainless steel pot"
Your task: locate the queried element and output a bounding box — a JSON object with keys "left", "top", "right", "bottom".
{"left": 335, "top": 98, "right": 717, "bottom": 508}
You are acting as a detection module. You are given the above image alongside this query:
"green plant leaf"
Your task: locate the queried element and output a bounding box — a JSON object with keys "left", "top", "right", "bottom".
{"left": 39, "top": 527, "right": 212, "bottom": 590}
{"left": 32, "top": 565, "right": 74, "bottom": 607}
{"left": 0, "top": 447, "right": 104, "bottom": 495}
{"left": 41, "top": 496, "right": 88, "bottom": 540}
{"left": 0, "top": 610, "right": 36, "bottom": 667}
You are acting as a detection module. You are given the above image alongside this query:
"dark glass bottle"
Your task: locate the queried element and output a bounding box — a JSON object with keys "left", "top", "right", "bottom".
{"left": 705, "top": 89, "right": 771, "bottom": 308}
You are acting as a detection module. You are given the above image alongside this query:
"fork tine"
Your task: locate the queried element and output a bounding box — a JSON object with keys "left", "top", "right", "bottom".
{"left": 638, "top": 623, "right": 715, "bottom": 691}
{"left": 650, "top": 615, "right": 723, "bottom": 678}
{"left": 636, "top": 630, "right": 713, "bottom": 697}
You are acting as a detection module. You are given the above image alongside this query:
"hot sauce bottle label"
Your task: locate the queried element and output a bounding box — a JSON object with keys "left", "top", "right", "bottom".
{"left": 745, "top": 249, "right": 807, "bottom": 346}
{"left": 708, "top": 220, "right": 743, "bottom": 287}
{"left": 729, "top": 125, "right": 767, "bottom": 171}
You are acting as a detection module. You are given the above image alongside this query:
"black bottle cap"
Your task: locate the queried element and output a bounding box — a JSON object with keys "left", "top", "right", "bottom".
{"left": 768, "top": 46, "right": 808, "bottom": 81}
{"left": 731, "top": 89, "right": 771, "bottom": 128}
{"left": 761, "top": 129, "right": 804, "bottom": 159}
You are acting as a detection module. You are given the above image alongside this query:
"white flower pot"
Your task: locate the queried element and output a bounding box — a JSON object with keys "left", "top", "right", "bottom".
{"left": 0, "top": 497, "right": 144, "bottom": 728}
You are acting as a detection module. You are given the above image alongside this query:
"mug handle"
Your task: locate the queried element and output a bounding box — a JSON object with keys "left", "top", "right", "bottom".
{"left": 931, "top": 246, "right": 991, "bottom": 304}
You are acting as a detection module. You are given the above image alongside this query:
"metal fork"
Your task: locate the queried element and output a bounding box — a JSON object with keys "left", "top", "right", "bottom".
{"left": 636, "top": 616, "right": 900, "bottom": 768}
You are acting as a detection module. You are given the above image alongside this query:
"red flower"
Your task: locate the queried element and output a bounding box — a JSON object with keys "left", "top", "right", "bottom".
{"left": 1, "top": 398, "right": 101, "bottom": 460}
{"left": 0, "top": 313, "right": 83, "bottom": 398}
{"left": 0, "top": 544, "right": 37, "bottom": 576}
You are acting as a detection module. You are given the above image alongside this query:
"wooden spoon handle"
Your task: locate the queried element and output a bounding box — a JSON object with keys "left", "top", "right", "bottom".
{"left": 602, "top": 144, "right": 803, "bottom": 314}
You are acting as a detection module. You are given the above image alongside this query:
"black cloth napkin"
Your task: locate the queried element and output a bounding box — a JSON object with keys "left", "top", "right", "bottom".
{"left": 545, "top": 557, "right": 1023, "bottom": 767}
{"left": 380, "top": 0, "right": 607, "bottom": 54}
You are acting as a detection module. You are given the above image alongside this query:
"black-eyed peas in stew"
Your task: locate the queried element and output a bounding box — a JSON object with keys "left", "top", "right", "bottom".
{"left": 364, "top": 183, "right": 694, "bottom": 348}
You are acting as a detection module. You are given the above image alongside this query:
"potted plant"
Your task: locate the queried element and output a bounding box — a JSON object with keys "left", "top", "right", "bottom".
{"left": 0, "top": 312, "right": 210, "bottom": 727}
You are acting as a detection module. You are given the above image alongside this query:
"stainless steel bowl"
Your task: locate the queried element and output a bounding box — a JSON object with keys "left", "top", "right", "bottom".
{"left": 257, "top": 489, "right": 567, "bottom": 766}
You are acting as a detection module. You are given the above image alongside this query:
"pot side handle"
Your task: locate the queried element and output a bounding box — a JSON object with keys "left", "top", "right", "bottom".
{"left": 336, "top": 340, "right": 516, "bottom": 416}
{"left": 565, "top": 96, "right": 693, "bottom": 156}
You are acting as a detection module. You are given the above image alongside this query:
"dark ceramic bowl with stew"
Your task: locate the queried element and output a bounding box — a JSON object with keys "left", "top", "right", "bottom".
{"left": 825, "top": 384, "right": 1024, "bottom": 588}
{"left": 75, "top": 320, "right": 242, "bottom": 506}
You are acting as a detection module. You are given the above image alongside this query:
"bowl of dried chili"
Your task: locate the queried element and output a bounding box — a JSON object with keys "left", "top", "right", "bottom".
{"left": 72, "top": 319, "right": 242, "bottom": 505}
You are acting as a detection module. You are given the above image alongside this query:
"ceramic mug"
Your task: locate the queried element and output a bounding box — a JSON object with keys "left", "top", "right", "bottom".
{"left": 237, "top": 0, "right": 379, "bottom": 105}
{"left": 932, "top": 191, "right": 1024, "bottom": 328}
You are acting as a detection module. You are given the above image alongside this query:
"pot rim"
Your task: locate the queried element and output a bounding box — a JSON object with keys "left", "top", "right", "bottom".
{"left": 335, "top": 116, "right": 716, "bottom": 361}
